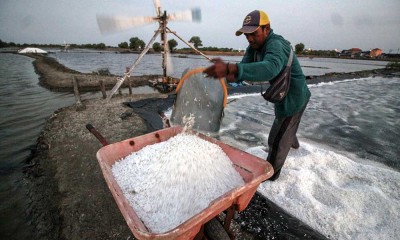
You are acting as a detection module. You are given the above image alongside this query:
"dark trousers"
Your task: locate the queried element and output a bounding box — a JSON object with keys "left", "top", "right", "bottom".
{"left": 267, "top": 101, "right": 308, "bottom": 180}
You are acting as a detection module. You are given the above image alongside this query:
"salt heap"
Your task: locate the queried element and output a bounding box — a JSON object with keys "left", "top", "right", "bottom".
{"left": 112, "top": 132, "right": 245, "bottom": 233}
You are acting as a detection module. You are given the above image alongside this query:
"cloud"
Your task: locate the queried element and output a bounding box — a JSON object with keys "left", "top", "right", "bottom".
{"left": 1, "top": 0, "right": 399, "bottom": 52}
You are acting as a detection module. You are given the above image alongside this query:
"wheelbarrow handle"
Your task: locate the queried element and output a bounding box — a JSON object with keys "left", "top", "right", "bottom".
{"left": 86, "top": 123, "right": 109, "bottom": 146}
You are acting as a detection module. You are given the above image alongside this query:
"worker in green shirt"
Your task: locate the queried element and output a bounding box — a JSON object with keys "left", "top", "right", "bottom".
{"left": 204, "top": 10, "right": 311, "bottom": 181}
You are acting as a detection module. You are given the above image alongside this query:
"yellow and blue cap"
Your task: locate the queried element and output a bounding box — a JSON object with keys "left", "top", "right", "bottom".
{"left": 235, "top": 10, "right": 270, "bottom": 36}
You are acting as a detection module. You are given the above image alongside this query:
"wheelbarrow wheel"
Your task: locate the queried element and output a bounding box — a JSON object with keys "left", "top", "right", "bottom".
{"left": 204, "top": 218, "right": 231, "bottom": 240}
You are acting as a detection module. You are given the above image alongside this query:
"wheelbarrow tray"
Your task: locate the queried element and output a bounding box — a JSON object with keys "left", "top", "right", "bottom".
{"left": 96, "top": 126, "right": 273, "bottom": 239}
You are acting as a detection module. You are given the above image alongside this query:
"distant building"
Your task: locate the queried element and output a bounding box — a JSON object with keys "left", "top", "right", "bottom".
{"left": 350, "top": 48, "right": 362, "bottom": 58}
{"left": 304, "top": 48, "right": 312, "bottom": 54}
{"left": 384, "top": 53, "right": 400, "bottom": 59}
{"left": 360, "top": 51, "right": 370, "bottom": 58}
{"left": 340, "top": 48, "right": 362, "bottom": 58}
{"left": 370, "top": 48, "right": 382, "bottom": 58}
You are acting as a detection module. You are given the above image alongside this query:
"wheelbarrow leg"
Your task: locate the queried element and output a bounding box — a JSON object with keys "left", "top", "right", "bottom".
{"left": 224, "top": 205, "right": 236, "bottom": 233}
{"left": 194, "top": 225, "right": 206, "bottom": 240}
{"left": 203, "top": 205, "right": 238, "bottom": 240}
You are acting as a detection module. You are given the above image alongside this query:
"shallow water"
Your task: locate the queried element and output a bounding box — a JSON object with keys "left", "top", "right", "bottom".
{"left": 49, "top": 50, "right": 388, "bottom": 78}
{"left": 0, "top": 53, "right": 76, "bottom": 239}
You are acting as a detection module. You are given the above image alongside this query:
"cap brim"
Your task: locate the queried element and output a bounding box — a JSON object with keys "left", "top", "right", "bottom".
{"left": 235, "top": 26, "right": 260, "bottom": 36}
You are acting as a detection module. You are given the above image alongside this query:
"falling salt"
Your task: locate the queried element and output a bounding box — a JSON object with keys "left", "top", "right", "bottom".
{"left": 112, "top": 132, "right": 244, "bottom": 233}
{"left": 182, "top": 114, "right": 195, "bottom": 132}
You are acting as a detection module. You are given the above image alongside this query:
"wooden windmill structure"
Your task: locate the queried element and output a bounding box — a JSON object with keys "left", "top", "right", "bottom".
{"left": 61, "top": 41, "right": 70, "bottom": 52}
{"left": 96, "top": 0, "right": 211, "bottom": 99}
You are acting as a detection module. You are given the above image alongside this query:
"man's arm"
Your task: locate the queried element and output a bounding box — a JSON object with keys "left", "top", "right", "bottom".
{"left": 237, "top": 42, "right": 286, "bottom": 82}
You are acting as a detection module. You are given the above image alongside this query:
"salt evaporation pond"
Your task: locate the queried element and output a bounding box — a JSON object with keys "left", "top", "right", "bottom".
{"left": 112, "top": 132, "right": 245, "bottom": 233}
{"left": 216, "top": 77, "right": 400, "bottom": 240}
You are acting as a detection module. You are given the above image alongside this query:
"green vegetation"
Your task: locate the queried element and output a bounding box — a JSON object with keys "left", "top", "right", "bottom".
{"left": 300, "top": 49, "right": 338, "bottom": 57}
{"left": 0, "top": 39, "right": 17, "bottom": 47}
{"left": 152, "top": 42, "right": 162, "bottom": 52}
{"left": 129, "top": 37, "right": 145, "bottom": 50}
{"left": 295, "top": 43, "right": 305, "bottom": 54}
{"left": 118, "top": 42, "right": 129, "bottom": 49}
{"left": 386, "top": 61, "right": 400, "bottom": 69}
{"left": 0, "top": 39, "right": 110, "bottom": 50}
{"left": 151, "top": 39, "right": 178, "bottom": 53}
{"left": 168, "top": 39, "right": 178, "bottom": 52}
{"left": 80, "top": 43, "right": 106, "bottom": 49}
{"left": 92, "top": 68, "right": 112, "bottom": 76}
{"left": 189, "top": 36, "right": 202, "bottom": 48}
{"left": 201, "top": 47, "right": 234, "bottom": 52}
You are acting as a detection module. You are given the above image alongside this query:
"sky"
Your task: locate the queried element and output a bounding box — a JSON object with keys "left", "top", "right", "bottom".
{"left": 1, "top": 0, "right": 399, "bottom": 53}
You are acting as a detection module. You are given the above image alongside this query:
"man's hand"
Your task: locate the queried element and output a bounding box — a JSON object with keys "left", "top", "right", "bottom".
{"left": 204, "top": 58, "right": 238, "bottom": 82}
{"left": 203, "top": 58, "right": 227, "bottom": 78}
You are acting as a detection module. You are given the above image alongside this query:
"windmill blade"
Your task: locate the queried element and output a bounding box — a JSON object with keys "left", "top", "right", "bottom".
{"left": 167, "top": 8, "right": 201, "bottom": 22}
{"left": 96, "top": 15, "right": 157, "bottom": 34}
{"left": 153, "top": 0, "right": 161, "bottom": 16}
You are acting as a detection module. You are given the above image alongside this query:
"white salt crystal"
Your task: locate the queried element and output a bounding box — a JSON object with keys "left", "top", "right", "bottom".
{"left": 112, "top": 132, "right": 244, "bottom": 233}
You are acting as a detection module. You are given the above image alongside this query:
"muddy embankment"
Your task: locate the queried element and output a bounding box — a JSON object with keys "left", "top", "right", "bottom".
{"left": 30, "top": 54, "right": 162, "bottom": 92}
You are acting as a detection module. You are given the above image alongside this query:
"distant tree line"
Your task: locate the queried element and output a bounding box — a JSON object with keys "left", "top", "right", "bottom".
{"left": 118, "top": 37, "right": 179, "bottom": 52}
{"left": 117, "top": 35, "right": 238, "bottom": 53}
{"left": 294, "top": 42, "right": 336, "bottom": 56}
{"left": 0, "top": 39, "right": 110, "bottom": 50}
{"left": 2, "top": 38, "right": 396, "bottom": 60}
{"left": 0, "top": 37, "right": 306, "bottom": 54}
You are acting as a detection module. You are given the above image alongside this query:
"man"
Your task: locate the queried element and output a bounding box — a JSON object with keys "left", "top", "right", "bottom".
{"left": 204, "top": 10, "right": 311, "bottom": 180}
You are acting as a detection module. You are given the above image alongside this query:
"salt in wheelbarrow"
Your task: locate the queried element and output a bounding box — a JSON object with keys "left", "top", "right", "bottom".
{"left": 86, "top": 124, "right": 274, "bottom": 239}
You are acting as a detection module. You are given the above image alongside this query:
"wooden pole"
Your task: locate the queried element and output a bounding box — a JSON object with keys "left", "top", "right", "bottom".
{"left": 128, "top": 78, "right": 132, "bottom": 95}
{"left": 126, "top": 67, "right": 132, "bottom": 95}
{"left": 161, "top": 11, "right": 168, "bottom": 80}
{"left": 73, "top": 77, "right": 85, "bottom": 111}
{"left": 99, "top": 80, "right": 107, "bottom": 99}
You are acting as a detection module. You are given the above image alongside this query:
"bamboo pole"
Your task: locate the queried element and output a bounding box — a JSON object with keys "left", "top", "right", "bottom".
{"left": 107, "top": 28, "right": 161, "bottom": 100}
{"left": 167, "top": 26, "right": 212, "bottom": 61}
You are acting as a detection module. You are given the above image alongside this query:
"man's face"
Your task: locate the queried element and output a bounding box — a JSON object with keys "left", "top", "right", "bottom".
{"left": 244, "top": 27, "right": 269, "bottom": 50}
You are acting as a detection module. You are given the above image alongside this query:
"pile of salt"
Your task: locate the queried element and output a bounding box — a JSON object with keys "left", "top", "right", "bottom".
{"left": 112, "top": 132, "right": 244, "bottom": 233}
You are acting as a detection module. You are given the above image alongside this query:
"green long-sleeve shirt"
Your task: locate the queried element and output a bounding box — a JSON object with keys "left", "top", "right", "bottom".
{"left": 236, "top": 29, "right": 311, "bottom": 117}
